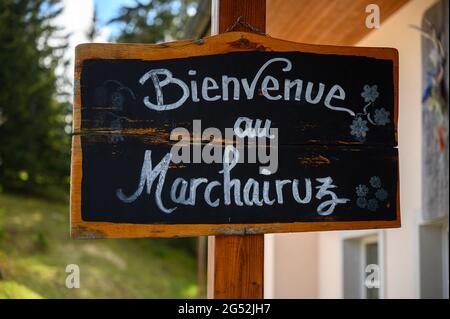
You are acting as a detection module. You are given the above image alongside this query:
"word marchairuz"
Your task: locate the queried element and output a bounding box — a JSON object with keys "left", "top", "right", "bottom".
{"left": 116, "top": 145, "right": 350, "bottom": 216}
{"left": 140, "top": 57, "right": 355, "bottom": 116}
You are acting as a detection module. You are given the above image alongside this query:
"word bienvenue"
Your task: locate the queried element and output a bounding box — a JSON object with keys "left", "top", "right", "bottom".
{"left": 140, "top": 57, "right": 355, "bottom": 116}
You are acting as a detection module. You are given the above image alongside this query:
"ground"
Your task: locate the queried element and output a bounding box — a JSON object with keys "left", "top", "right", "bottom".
{"left": 0, "top": 193, "right": 199, "bottom": 298}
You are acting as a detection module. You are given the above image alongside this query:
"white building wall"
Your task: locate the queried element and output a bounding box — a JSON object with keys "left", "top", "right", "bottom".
{"left": 318, "top": 0, "right": 439, "bottom": 299}
{"left": 265, "top": 0, "right": 440, "bottom": 299}
{"left": 265, "top": 233, "right": 319, "bottom": 298}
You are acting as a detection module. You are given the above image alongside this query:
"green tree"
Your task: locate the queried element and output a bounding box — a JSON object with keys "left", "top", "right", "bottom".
{"left": 110, "top": 0, "right": 198, "bottom": 44}
{"left": 0, "top": 0, "right": 70, "bottom": 198}
{"left": 86, "top": 4, "right": 99, "bottom": 42}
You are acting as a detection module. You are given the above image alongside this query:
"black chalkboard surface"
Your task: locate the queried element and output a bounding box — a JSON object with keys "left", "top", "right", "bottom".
{"left": 81, "top": 135, "right": 398, "bottom": 224}
{"left": 79, "top": 51, "right": 396, "bottom": 146}
{"left": 70, "top": 32, "right": 400, "bottom": 238}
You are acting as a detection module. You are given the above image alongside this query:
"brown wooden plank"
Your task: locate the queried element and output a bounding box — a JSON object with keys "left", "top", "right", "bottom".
{"left": 76, "top": 50, "right": 397, "bottom": 146}
{"left": 69, "top": 0, "right": 403, "bottom": 302}
{"left": 69, "top": 0, "right": 401, "bottom": 242}
{"left": 72, "top": 31, "right": 399, "bottom": 145}
{"left": 213, "top": 234, "right": 264, "bottom": 299}
{"left": 218, "top": 0, "right": 266, "bottom": 34}
{"left": 74, "top": 134, "right": 399, "bottom": 225}
{"left": 195, "top": 0, "right": 264, "bottom": 302}
{"left": 71, "top": 131, "right": 401, "bottom": 240}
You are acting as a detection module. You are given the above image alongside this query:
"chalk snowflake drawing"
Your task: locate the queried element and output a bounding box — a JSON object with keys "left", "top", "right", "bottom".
{"left": 361, "top": 84, "right": 380, "bottom": 102}
{"left": 350, "top": 117, "right": 369, "bottom": 141}
{"left": 349, "top": 85, "right": 391, "bottom": 141}
{"left": 356, "top": 197, "right": 368, "bottom": 208}
{"left": 369, "top": 176, "right": 382, "bottom": 188}
{"left": 375, "top": 188, "right": 388, "bottom": 201}
{"left": 367, "top": 198, "right": 379, "bottom": 212}
{"left": 355, "top": 176, "right": 388, "bottom": 212}
{"left": 373, "top": 108, "right": 391, "bottom": 126}
{"left": 355, "top": 184, "right": 369, "bottom": 197}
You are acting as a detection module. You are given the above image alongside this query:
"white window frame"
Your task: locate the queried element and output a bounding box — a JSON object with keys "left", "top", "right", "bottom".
{"left": 341, "top": 230, "right": 386, "bottom": 299}
{"left": 416, "top": 215, "right": 449, "bottom": 299}
{"left": 360, "top": 235, "right": 379, "bottom": 299}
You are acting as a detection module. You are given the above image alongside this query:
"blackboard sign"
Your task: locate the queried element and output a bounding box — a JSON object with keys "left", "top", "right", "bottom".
{"left": 70, "top": 32, "right": 400, "bottom": 238}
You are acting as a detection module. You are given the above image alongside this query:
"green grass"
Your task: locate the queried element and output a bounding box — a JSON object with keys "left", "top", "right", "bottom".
{"left": 0, "top": 193, "right": 199, "bottom": 298}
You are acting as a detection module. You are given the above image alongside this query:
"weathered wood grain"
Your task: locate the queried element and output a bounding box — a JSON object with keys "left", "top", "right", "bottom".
{"left": 267, "top": 0, "right": 409, "bottom": 46}
{"left": 213, "top": 234, "right": 264, "bottom": 299}
{"left": 70, "top": 13, "right": 401, "bottom": 240}
{"left": 70, "top": 121, "right": 401, "bottom": 239}
{"left": 74, "top": 134, "right": 398, "bottom": 224}
{"left": 73, "top": 32, "right": 399, "bottom": 146}
{"left": 213, "top": 0, "right": 266, "bottom": 301}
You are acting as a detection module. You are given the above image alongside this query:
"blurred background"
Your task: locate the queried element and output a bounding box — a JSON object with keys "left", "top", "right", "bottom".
{"left": 0, "top": 0, "right": 203, "bottom": 298}
{"left": 0, "top": 0, "right": 448, "bottom": 299}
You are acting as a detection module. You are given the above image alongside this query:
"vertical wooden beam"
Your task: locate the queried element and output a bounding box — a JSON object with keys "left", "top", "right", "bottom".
{"left": 213, "top": 234, "right": 265, "bottom": 298}
{"left": 208, "top": 0, "right": 266, "bottom": 299}
{"left": 216, "top": 0, "right": 266, "bottom": 33}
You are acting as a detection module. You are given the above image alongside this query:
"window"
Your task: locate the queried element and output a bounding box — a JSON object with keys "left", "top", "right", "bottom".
{"left": 419, "top": 220, "right": 449, "bottom": 299}
{"left": 443, "top": 223, "right": 449, "bottom": 299}
{"left": 343, "top": 232, "right": 384, "bottom": 299}
{"left": 362, "top": 239, "right": 379, "bottom": 299}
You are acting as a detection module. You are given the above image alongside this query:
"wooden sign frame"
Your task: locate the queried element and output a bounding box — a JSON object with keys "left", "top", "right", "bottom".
{"left": 71, "top": 31, "right": 400, "bottom": 239}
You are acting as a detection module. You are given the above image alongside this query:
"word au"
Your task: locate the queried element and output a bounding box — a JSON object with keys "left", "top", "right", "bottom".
{"left": 170, "top": 117, "right": 278, "bottom": 175}
{"left": 139, "top": 57, "right": 355, "bottom": 116}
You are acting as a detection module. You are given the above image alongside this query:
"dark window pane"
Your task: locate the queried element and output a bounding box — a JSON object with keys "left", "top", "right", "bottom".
{"left": 365, "top": 242, "right": 379, "bottom": 299}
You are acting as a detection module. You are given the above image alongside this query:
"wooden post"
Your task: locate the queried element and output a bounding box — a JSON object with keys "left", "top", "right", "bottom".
{"left": 207, "top": 0, "right": 266, "bottom": 299}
